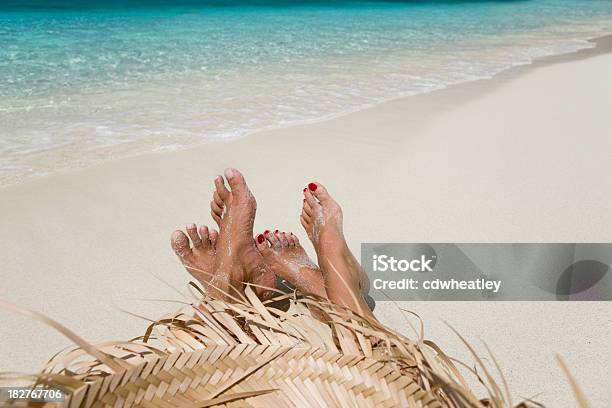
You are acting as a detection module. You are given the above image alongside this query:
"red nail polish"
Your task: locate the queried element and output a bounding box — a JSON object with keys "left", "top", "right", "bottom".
{"left": 257, "top": 234, "right": 265, "bottom": 244}
{"left": 274, "top": 229, "right": 279, "bottom": 234}
{"left": 264, "top": 230, "right": 270, "bottom": 234}
{"left": 308, "top": 182, "right": 317, "bottom": 191}
{"left": 303, "top": 188, "right": 307, "bottom": 192}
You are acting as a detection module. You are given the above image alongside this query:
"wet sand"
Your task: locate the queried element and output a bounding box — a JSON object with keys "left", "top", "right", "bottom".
{"left": 1, "top": 36, "right": 611, "bottom": 406}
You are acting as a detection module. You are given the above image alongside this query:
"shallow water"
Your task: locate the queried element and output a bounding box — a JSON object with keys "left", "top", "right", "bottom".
{"left": 1, "top": 0, "right": 611, "bottom": 185}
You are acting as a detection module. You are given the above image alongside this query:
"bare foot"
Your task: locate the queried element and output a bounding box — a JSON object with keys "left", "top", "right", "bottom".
{"left": 208, "top": 168, "right": 276, "bottom": 300}
{"left": 254, "top": 230, "right": 326, "bottom": 298}
{"left": 212, "top": 180, "right": 295, "bottom": 302}
{"left": 301, "top": 182, "right": 375, "bottom": 316}
{"left": 171, "top": 224, "right": 218, "bottom": 291}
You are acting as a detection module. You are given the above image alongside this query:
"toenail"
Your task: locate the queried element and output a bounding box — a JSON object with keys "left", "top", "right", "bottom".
{"left": 257, "top": 234, "right": 265, "bottom": 244}
{"left": 303, "top": 188, "right": 307, "bottom": 192}
{"left": 308, "top": 182, "right": 317, "bottom": 191}
{"left": 173, "top": 232, "right": 187, "bottom": 244}
{"left": 274, "top": 229, "right": 279, "bottom": 234}
{"left": 264, "top": 230, "right": 270, "bottom": 234}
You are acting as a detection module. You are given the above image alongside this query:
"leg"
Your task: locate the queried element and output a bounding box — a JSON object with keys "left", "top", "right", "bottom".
{"left": 301, "top": 182, "right": 375, "bottom": 319}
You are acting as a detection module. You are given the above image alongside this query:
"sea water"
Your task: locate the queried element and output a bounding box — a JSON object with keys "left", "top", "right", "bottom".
{"left": 1, "top": 0, "right": 611, "bottom": 185}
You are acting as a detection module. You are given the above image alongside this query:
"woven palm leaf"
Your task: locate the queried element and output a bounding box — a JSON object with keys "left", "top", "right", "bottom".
{"left": 1, "top": 284, "right": 540, "bottom": 408}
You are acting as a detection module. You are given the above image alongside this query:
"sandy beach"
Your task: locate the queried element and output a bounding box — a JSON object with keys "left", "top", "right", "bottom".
{"left": 1, "top": 37, "right": 611, "bottom": 405}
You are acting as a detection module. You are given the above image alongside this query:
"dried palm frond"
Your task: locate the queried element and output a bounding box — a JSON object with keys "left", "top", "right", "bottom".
{"left": 1, "top": 285, "right": 542, "bottom": 408}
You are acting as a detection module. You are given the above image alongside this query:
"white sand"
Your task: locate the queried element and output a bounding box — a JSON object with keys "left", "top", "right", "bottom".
{"left": 1, "top": 43, "right": 611, "bottom": 405}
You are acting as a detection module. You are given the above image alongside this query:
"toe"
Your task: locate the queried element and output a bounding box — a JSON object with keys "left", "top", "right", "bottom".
{"left": 303, "top": 188, "right": 319, "bottom": 208}
{"left": 209, "top": 229, "right": 219, "bottom": 248}
{"left": 303, "top": 200, "right": 313, "bottom": 217}
{"left": 210, "top": 201, "right": 222, "bottom": 226}
{"left": 279, "top": 232, "right": 289, "bottom": 247}
{"left": 301, "top": 209, "right": 312, "bottom": 223}
{"left": 289, "top": 233, "right": 300, "bottom": 246}
{"left": 266, "top": 230, "right": 281, "bottom": 249}
{"left": 198, "top": 225, "right": 210, "bottom": 246}
{"left": 213, "top": 190, "right": 224, "bottom": 211}
{"left": 300, "top": 216, "right": 310, "bottom": 232}
{"left": 307, "top": 181, "right": 331, "bottom": 203}
{"left": 255, "top": 233, "right": 270, "bottom": 253}
{"left": 214, "top": 175, "right": 230, "bottom": 202}
{"left": 171, "top": 230, "right": 192, "bottom": 260}
{"left": 224, "top": 168, "right": 248, "bottom": 196}
{"left": 211, "top": 192, "right": 224, "bottom": 217}
{"left": 186, "top": 223, "right": 202, "bottom": 248}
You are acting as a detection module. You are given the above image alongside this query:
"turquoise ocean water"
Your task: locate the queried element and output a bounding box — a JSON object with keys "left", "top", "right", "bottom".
{"left": 1, "top": 0, "right": 611, "bottom": 185}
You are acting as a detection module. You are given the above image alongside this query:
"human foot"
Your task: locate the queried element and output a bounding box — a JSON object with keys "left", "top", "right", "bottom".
{"left": 209, "top": 168, "right": 276, "bottom": 300}
{"left": 254, "top": 230, "right": 326, "bottom": 298}
{"left": 171, "top": 224, "right": 218, "bottom": 290}
{"left": 212, "top": 177, "right": 295, "bottom": 301}
{"left": 301, "top": 182, "right": 374, "bottom": 316}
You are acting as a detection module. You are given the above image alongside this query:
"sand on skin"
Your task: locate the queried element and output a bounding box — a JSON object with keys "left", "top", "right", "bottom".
{"left": 0, "top": 38, "right": 611, "bottom": 406}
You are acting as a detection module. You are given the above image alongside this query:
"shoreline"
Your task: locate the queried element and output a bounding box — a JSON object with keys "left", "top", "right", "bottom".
{"left": 1, "top": 32, "right": 611, "bottom": 190}
{"left": 0, "top": 34, "right": 611, "bottom": 405}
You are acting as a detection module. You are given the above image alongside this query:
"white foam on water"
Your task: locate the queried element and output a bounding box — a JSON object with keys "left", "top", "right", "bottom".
{"left": 0, "top": 20, "right": 610, "bottom": 187}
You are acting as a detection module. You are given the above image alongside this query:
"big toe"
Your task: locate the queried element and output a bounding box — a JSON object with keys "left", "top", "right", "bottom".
{"left": 255, "top": 233, "right": 270, "bottom": 254}
{"left": 307, "top": 181, "right": 332, "bottom": 202}
{"left": 224, "top": 168, "right": 249, "bottom": 197}
{"left": 171, "top": 230, "right": 192, "bottom": 260}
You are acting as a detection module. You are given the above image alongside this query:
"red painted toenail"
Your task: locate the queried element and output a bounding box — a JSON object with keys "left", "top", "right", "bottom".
{"left": 308, "top": 182, "right": 317, "bottom": 191}
{"left": 264, "top": 230, "right": 270, "bottom": 234}
{"left": 303, "top": 188, "right": 307, "bottom": 192}
{"left": 274, "top": 229, "right": 279, "bottom": 234}
{"left": 257, "top": 234, "right": 265, "bottom": 244}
